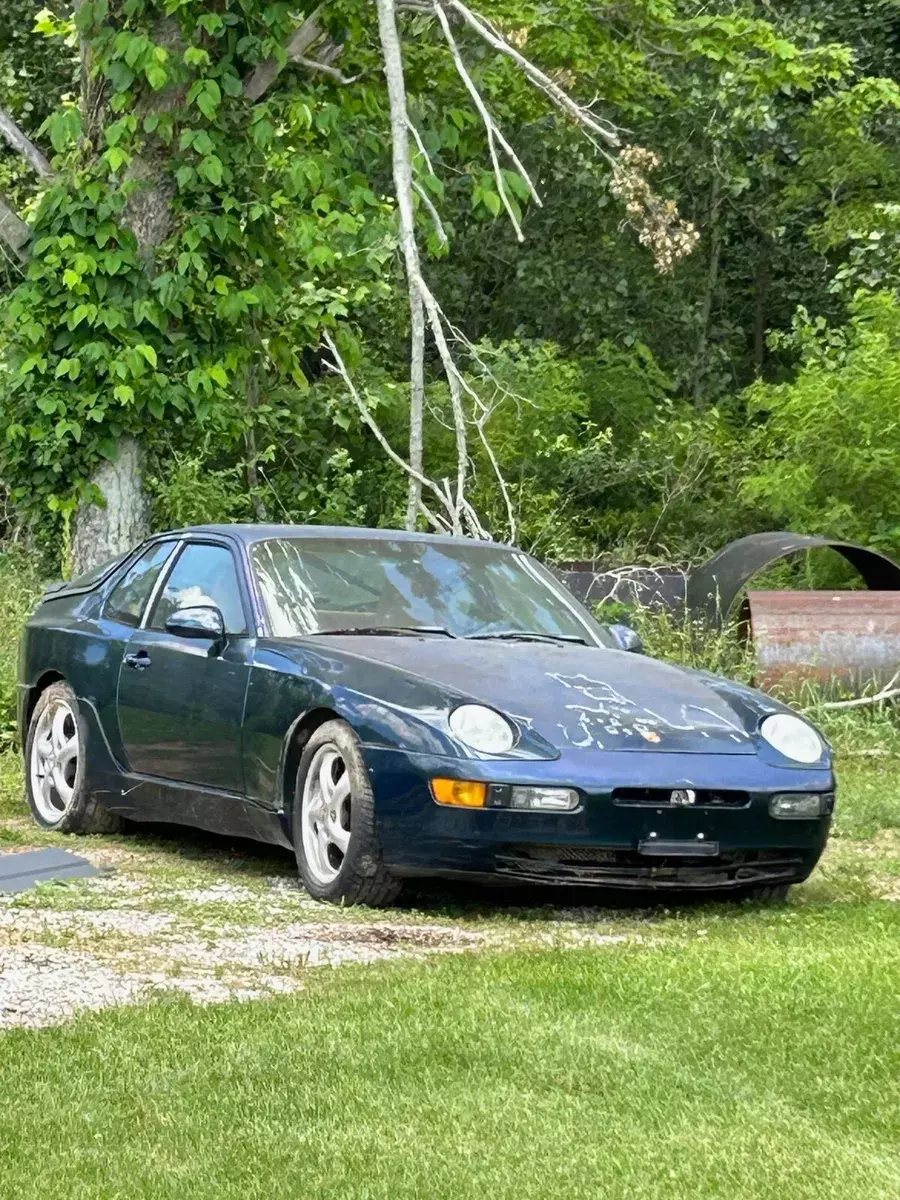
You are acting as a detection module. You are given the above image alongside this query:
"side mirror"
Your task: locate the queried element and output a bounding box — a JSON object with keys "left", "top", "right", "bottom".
{"left": 607, "top": 623, "right": 644, "bottom": 654}
{"left": 165, "top": 605, "right": 225, "bottom": 640}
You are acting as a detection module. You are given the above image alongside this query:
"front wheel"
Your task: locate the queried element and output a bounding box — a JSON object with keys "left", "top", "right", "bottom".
{"left": 293, "top": 720, "right": 402, "bottom": 907}
{"left": 25, "top": 681, "right": 121, "bottom": 833}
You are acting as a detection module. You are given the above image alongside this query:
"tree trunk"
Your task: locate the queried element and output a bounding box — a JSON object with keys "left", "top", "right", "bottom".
{"left": 69, "top": 437, "right": 149, "bottom": 574}
{"left": 70, "top": 14, "right": 186, "bottom": 569}
{"left": 0, "top": 192, "right": 29, "bottom": 261}
{"left": 405, "top": 289, "right": 425, "bottom": 529}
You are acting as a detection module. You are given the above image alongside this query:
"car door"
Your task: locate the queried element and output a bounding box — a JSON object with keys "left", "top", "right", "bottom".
{"left": 116, "top": 539, "right": 254, "bottom": 792}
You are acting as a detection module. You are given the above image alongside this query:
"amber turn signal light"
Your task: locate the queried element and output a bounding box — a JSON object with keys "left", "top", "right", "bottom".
{"left": 431, "top": 778, "right": 488, "bottom": 808}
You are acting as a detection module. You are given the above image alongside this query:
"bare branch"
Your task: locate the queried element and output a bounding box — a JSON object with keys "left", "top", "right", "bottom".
{"left": 0, "top": 107, "right": 54, "bottom": 178}
{"left": 243, "top": 6, "right": 326, "bottom": 101}
{"left": 412, "top": 180, "right": 448, "bottom": 244}
{"left": 433, "top": 2, "right": 541, "bottom": 237}
{"left": 322, "top": 330, "right": 453, "bottom": 532}
{"left": 292, "top": 55, "right": 374, "bottom": 86}
{"left": 407, "top": 118, "right": 435, "bottom": 177}
{"left": 807, "top": 671, "right": 900, "bottom": 712}
{"left": 442, "top": 0, "right": 621, "bottom": 156}
{"left": 474, "top": 409, "right": 516, "bottom": 542}
{"left": 0, "top": 193, "right": 30, "bottom": 262}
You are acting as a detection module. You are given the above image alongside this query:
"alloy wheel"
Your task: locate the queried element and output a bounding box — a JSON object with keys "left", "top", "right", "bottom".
{"left": 301, "top": 743, "right": 352, "bottom": 884}
{"left": 30, "top": 701, "right": 79, "bottom": 824}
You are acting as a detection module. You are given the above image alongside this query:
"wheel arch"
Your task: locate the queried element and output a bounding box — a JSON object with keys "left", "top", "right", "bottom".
{"left": 23, "top": 670, "right": 66, "bottom": 741}
{"left": 280, "top": 706, "right": 347, "bottom": 818}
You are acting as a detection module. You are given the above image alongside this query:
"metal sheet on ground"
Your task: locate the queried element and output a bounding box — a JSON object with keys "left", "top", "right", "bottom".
{"left": 0, "top": 848, "right": 101, "bottom": 894}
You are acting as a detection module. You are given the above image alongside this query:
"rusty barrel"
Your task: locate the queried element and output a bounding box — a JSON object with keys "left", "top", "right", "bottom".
{"left": 747, "top": 590, "right": 900, "bottom": 692}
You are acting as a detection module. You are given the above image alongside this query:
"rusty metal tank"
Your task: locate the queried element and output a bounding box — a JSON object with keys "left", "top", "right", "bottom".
{"left": 746, "top": 590, "right": 900, "bottom": 692}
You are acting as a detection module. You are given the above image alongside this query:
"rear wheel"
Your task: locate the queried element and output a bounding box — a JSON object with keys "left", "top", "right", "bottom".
{"left": 293, "top": 720, "right": 402, "bottom": 907}
{"left": 25, "top": 682, "right": 121, "bottom": 833}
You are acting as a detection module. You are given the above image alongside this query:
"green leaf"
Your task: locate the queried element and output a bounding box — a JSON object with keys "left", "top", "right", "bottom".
{"left": 113, "top": 384, "right": 135, "bottom": 403}
{"left": 199, "top": 154, "right": 223, "bottom": 185}
{"left": 176, "top": 165, "right": 195, "bottom": 189}
{"left": 146, "top": 64, "right": 168, "bottom": 90}
{"left": 183, "top": 46, "right": 210, "bottom": 67}
{"left": 137, "top": 344, "right": 158, "bottom": 368}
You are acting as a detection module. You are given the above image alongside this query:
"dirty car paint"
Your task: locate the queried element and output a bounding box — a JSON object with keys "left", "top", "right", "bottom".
{"left": 17, "top": 523, "right": 836, "bottom": 895}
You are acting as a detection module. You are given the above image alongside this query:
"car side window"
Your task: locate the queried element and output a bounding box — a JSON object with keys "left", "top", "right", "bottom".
{"left": 104, "top": 541, "right": 177, "bottom": 628}
{"left": 148, "top": 543, "right": 247, "bottom": 635}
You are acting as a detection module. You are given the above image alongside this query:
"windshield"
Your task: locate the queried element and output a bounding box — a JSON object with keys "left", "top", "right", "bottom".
{"left": 250, "top": 537, "right": 607, "bottom": 644}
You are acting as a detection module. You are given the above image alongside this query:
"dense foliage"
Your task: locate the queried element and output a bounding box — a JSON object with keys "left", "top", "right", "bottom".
{"left": 1, "top": 0, "right": 900, "bottom": 567}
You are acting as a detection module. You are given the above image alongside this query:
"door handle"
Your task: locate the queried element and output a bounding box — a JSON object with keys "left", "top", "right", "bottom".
{"left": 124, "top": 650, "right": 151, "bottom": 671}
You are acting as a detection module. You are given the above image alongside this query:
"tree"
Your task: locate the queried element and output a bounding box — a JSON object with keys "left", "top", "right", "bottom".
{"left": 0, "top": 0, "right": 701, "bottom": 569}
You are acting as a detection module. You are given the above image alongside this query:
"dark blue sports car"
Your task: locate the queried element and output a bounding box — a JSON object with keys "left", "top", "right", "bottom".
{"left": 18, "top": 525, "right": 835, "bottom": 905}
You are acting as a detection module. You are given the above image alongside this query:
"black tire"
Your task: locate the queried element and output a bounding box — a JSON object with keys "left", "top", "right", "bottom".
{"left": 741, "top": 882, "right": 792, "bottom": 904}
{"left": 24, "top": 681, "right": 122, "bottom": 834}
{"left": 292, "top": 719, "right": 402, "bottom": 906}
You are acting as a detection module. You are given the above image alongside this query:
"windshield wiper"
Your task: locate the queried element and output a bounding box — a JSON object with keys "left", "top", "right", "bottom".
{"left": 308, "top": 626, "right": 457, "bottom": 638}
{"left": 465, "top": 630, "right": 589, "bottom": 645}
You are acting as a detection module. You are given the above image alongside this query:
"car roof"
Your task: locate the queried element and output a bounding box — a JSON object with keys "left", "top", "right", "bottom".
{"left": 156, "top": 524, "right": 515, "bottom": 550}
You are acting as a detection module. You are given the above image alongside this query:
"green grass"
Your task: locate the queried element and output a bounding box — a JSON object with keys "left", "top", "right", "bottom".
{"left": 0, "top": 905, "right": 898, "bottom": 1200}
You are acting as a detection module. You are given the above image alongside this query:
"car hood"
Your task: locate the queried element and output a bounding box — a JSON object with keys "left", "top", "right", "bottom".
{"left": 301, "top": 636, "right": 783, "bottom": 755}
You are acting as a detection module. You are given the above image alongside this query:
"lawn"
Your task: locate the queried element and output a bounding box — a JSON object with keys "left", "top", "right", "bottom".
{"left": 0, "top": 749, "right": 898, "bottom": 1197}
{"left": 0, "top": 905, "right": 898, "bottom": 1200}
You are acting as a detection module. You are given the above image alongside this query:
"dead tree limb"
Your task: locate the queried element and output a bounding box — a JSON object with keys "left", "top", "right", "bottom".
{"left": 807, "top": 671, "right": 900, "bottom": 712}
{"left": 433, "top": 2, "right": 541, "bottom": 240}
{"left": 412, "top": 180, "right": 448, "bottom": 245}
{"left": 0, "top": 107, "right": 54, "bottom": 178}
{"left": 322, "top": 330, "right": 455, "bottom": 533}
{"left": 407, "top": 118, "right": 436, "bottom": 176}
{"left": 292, "top": 56, "right": 374, "bottom": 86}
{"left": 442, "top": 0, "right": 622, "bottom": 157}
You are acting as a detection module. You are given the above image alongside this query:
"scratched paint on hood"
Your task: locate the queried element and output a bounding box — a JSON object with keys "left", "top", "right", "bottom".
{"left": 291, "top": 637, "right": 763, "bottom": 755}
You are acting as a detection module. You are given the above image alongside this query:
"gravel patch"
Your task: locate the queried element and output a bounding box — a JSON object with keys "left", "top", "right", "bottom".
{"left": 0, "top": 946, "right": 148, "bottom": 1030}
{"left": 0, "top": 876, "right": 487, "bottom": 1029}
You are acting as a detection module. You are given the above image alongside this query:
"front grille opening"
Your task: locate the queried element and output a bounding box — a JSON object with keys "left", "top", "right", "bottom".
{"left": 495, "top": 844, "right": 806, "bottom": 888}
{"left": 613, "top": 787, "right": 750, "bottom": 808}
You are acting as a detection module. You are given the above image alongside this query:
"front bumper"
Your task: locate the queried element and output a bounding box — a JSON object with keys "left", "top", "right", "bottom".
{"left": 364, "top": 746, "right": 835, "bottom": 891}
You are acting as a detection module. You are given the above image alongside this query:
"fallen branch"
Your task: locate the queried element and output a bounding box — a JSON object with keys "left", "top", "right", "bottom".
{"left": 806, "top": 671, "right": 900, "bottom": 712}
{"left": 0, "top": 107, "right": 54, "bottom": 178}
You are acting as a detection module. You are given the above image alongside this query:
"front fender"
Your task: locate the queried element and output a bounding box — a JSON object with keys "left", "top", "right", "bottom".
{"left": 241, "top": 642, "right": 558, "bottom": 809}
